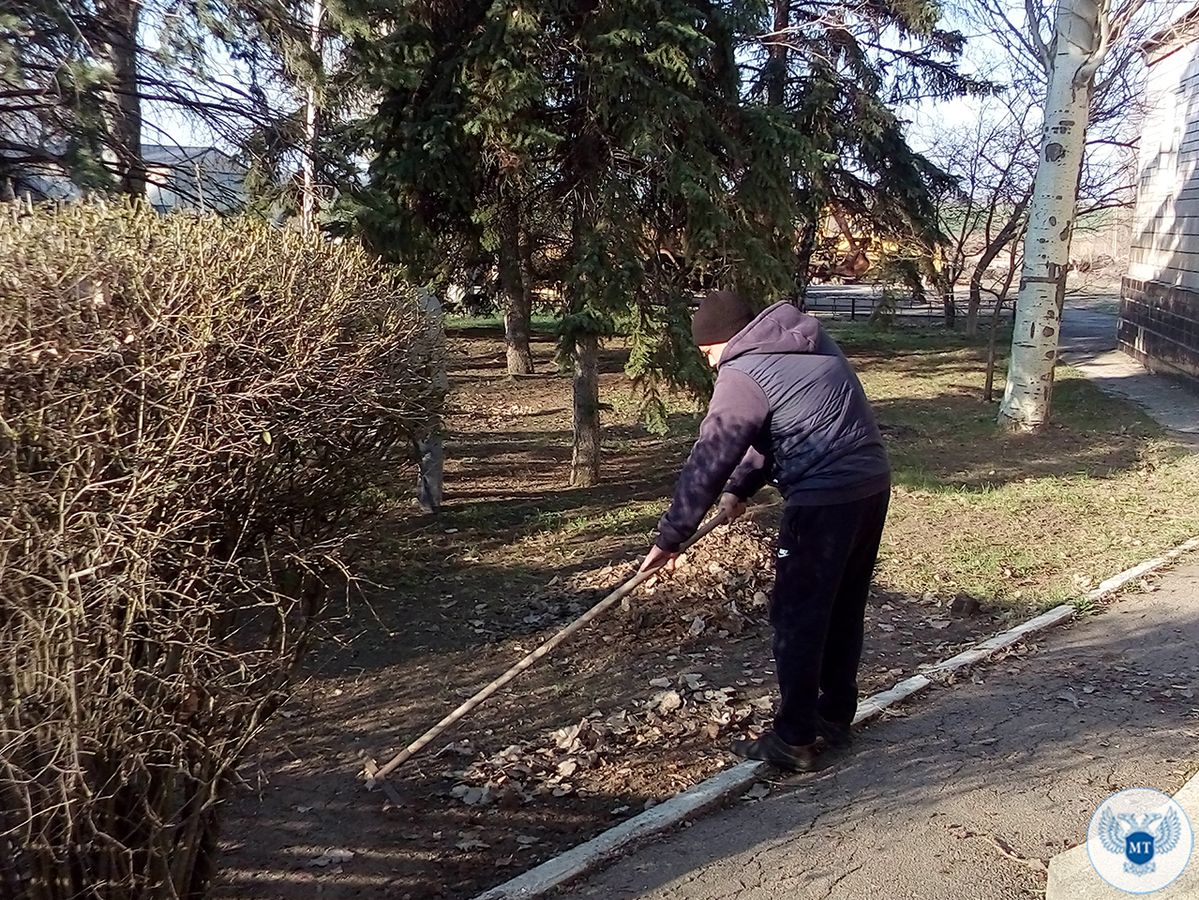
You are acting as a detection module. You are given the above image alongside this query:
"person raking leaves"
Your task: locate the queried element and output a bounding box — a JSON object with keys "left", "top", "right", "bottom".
{"left": 640, "top": 290, "right": 891, "bottom": 772}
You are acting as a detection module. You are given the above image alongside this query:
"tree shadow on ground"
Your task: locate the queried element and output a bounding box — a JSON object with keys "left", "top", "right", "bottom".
{"left": 554, "top": 595, "right": 1199, "bottom": 898}
{"left": 446, "top": 326, "right": 560, "bottom": 341}
{"left": 214, "top": 589, "right": 1199, "bottom": 900}
{"left": 392, "top": 418, "right": 692, "bottom": 540}
{"left": 212, "top": 323, "right": 1196, "bottom": 900}
{"left": 214, "top": 765, "right": 698, "bottom": 900}
{"left": 352, "top": 328, "right": 1179, "bottom": 684}
{"left": 870, "top": 369, "right": 1181, "bottom": 492}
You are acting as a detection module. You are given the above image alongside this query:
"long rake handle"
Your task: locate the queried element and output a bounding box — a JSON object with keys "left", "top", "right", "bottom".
{"left": 365, "top": 512, "right": 729, "bottom": 786}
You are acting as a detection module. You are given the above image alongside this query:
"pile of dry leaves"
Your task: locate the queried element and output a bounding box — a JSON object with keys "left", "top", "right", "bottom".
{"left": 433, "top": 521, "right": 782, "bottom": 811}
{"left": 541, "top": 520, "right": 777, "bottom": 636}
{"left": 439, "top": 669, "right": 775, "bottom": 811}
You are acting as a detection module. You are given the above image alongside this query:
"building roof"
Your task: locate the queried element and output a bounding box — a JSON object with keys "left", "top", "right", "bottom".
{"left": 141, "top": 144, "right": 242, "bottom": 167}
{"left": 141, "top": 144, "right": 247, "bottom": 212}
{"left": 1145, "top": 4, "right": 1199, "bottom": 64}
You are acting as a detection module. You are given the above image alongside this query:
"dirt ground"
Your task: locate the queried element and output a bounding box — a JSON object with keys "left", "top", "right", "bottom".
{"left": 213, "top": 328, "right": 1027, "bottom": 900}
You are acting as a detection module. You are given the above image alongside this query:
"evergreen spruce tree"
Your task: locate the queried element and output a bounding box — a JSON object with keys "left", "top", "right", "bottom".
{"left": 748, "top": 0, "right": 990, "bottom": 309}
{"left": 338, "top": 0, "right": 986, "bottom": 481}
{"left": 341, "top": 0, "right": 807, "bottom": 484}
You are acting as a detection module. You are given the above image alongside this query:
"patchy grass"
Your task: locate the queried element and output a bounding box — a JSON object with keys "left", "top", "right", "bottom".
{"left": 446, "top": 312, "right": 561, "bottom": 331}
{"left": 532, "top": 499, "right": 665, "bottom": 539}
{"left": 827, "top": 324, "right": 1199, "bottom": 609}
{"left": 424, "top": 320, "right": 1199, "bottom": 613}
{"left": 421, "top": 320, "right": 1199, "bottom": 613}
{"left": 216, "top": 321, "right": 1199, "bottom": 900}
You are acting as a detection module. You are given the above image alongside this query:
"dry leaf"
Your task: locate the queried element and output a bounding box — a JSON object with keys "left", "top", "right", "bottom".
{"left": 455, "top": 838, "right": 490, "bottom": 852}
{"left": 451, "top": 785, "right": 492, "bottom": 807}
{"left": 308, "top": 848, "right": 354, "bottom": 868}
{"left": 742, "top": 783, "right": 770, "bottom": 801}
{"left": 657, "top": 690, "right": 683, "bottom": 714}
{"left": 1056, "top": 688, "right": 1082, "bottom": 709}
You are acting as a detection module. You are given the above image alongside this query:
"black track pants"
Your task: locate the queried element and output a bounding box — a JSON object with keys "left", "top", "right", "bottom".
{"left": 770, "top": 488, "right": 891, "bottom": 745}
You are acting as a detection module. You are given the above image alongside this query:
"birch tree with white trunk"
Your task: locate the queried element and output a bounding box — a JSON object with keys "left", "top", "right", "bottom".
{"left": 997, "top": 0, "right": 1106, "bottom": 430}
{"left": 996, "top": 0, "right": 1169, "bottom": 429}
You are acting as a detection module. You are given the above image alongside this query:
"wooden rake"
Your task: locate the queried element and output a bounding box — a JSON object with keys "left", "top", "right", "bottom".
{"left": 361, "top": 511, "right": 730, "bottom": 796}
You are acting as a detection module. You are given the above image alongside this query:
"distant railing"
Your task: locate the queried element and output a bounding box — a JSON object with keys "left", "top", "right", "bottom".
{"left": 800, "top": 287, "right": 1015, "bottom": 324}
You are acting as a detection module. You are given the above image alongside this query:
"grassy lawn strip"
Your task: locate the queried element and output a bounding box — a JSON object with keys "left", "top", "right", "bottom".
{"left": 429, "top": 321, "right": 1199, "bottom": 614}
{"left": 446, "top": 312, "right": 562, "bottom": 332}
{"left": 827, "top": 324, "right": 1199, "bottom": 609}
{"left": 215, "top": 321, "right": 1198, "bottom": 900}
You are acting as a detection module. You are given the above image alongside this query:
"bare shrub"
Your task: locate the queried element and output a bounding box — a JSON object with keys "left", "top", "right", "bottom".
{"left": 0, "top": 202, "right": 438, "bottom": 899}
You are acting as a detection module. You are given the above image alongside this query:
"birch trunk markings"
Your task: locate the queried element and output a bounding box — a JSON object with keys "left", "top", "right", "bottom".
{"left": 997, "top": 0, "right": 1102, "bottom": 431}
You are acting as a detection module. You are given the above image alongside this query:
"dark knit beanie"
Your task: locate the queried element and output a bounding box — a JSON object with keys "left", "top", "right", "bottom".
{"left": 691, "top": 290, "right": 755, "bottom": 346}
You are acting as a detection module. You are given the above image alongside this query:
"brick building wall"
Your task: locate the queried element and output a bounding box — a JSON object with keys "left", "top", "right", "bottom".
{"left": 1121, "top": 9, "right": 1199, "bottom": 386}
{"left": 1120, "top": 278, "right": 1199, "bottom": 381}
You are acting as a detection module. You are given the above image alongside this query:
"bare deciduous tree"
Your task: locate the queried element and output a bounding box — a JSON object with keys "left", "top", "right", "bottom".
{"left": 923, "top": 97, "right": 1039, "bottom": 335}
{"left": 984, "top": 0, "right": 1170, "bottom": 429}
{"left": 1, "top": 0, "right": 322, "bottom": 209}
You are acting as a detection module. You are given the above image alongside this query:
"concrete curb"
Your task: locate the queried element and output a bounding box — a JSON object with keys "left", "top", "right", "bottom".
{"left": 1083, "top": 537, "right": 1199, "bottom": 599}
{"left": 472, "top": 536, "right": 1199, "bottom": 900}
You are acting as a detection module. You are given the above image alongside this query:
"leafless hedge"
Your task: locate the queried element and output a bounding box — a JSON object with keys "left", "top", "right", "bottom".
{"left": 0, "top": 203, "right": 438, "bottom": 899}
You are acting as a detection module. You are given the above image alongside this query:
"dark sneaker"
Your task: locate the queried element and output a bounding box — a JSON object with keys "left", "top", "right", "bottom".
{"left": 816, "top": 716, "right": 853, "bottom": 751}
{"left": 731, "top": 731, "right": 826, "bottom": 772}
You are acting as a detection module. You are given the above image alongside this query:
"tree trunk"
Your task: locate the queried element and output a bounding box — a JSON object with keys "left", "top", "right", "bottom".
{"left": 793, "top": 215, "right": 817, "bottom": 306}
{"left": 968, "top": 200, "right": 1031, "bottom": 337}
{"left": 766, "top": 0, "right": 788, "bottom": 106}
{"left": 968, "top": 245, "right": 1006, "bottom": 337}
{"left": 519, "top": 223, "right": 537, "bottom": 326}
{"left": 570, "top": 333, "right": 600, "bottom": 487}
{"left": 300, "top": 0, "right": 323, "bottom": 234}
{"left": 983, "top": 238, "right": 1022, "bottom": 402}
{"left": 983, "top": 229, "right": 1024, "bottom": 401}
{"left": 968, "top": 246, "right": 1006, "bottom": 338}
{"left": 932, "top": 269, "right": 955, "bottom": 329}
{"left": 942, "top": 288, "right": 956, "bottom": 329}
{"left": 416, "top": 288, "right": 447, "bottom": 511}
{"left": 983, "top": 296, "right": 1007, "bottom": 403}
{"left": 966, "top": 276, "right": 983, "bottom": 338}
{"left": 997, "top": 0, "right": 1100, "bottom": 431}
{"left": 500, "top": 213, "right": 534, "bottom": 375}
{"left": 99, "top": 0, "right": 143, "bottom": 195}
